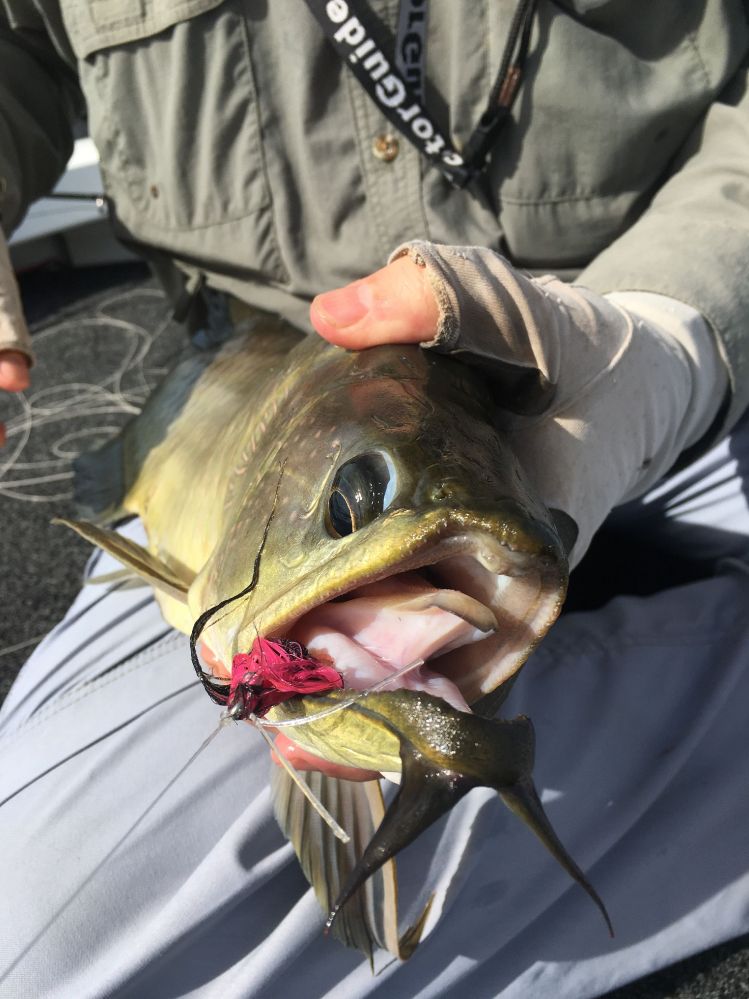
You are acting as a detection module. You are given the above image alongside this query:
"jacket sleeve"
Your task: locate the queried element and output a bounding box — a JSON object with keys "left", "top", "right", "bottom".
{"left": 0, "top": 9, "right": 82, "bottom": 234}
{"left": 578, "top": 56, "right": 749, "bottom": 437}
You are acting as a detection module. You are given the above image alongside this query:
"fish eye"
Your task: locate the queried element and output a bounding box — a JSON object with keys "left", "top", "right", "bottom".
{"left": 326, "top": 453, "right": 393, "bottom": 538}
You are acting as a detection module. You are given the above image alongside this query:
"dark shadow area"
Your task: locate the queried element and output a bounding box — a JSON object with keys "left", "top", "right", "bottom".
{"left": 567, "top": 404, "right": 749, "bottom": 615}
{"left": 17, "top": 260, "right": 150, "bottom": 327}
{"left": 565, "top": 527, "right": 711, "bottom": 614}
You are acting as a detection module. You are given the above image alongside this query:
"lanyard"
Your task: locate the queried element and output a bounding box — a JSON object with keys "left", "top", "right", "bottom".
{"left": 394, "top": 0, "right": 427, "bottom": 102}
{"left": 304, "top": 0, "right": 537, "bottom": 188}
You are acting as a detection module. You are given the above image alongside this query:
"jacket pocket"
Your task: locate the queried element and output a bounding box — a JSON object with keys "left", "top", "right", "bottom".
{"left": 63, "top": 0, "right": 225, "bottom": 57}
{"left": 61, "top": 0, "right": 286, "bottom": 282}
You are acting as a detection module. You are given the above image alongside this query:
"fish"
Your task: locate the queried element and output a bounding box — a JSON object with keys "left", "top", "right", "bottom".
{"left": 57, "top": 307, "right": 610, "bottom": 961}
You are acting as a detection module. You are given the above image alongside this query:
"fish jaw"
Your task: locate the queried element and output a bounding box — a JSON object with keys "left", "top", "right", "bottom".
{"left": 197, "top": 501, "right": 566, "bottom": 708}
{"left": 268, "top": 690, "right": 614, "bottom": 939}
{"left": 174, "top": 336, "right": 567, "bottom": 785}
{"left": 267, "top": 692, "right": 404, "bottom": 773}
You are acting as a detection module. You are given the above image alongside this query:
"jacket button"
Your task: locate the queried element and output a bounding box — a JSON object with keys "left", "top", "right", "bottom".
{"left": 372, "top": 134, "right": 399, "bottom": 162}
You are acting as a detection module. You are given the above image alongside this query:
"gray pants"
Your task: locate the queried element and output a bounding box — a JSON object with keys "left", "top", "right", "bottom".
{"left": 2, "top": 417, "right": 749, "bottom": 999}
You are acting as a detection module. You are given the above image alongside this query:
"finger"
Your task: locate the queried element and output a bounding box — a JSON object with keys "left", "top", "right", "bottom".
{"left": 0, "top": 350, "right": 31, "bottom": 392}
{"left": 310, "top": 255, "right": 440, "bottom": 349}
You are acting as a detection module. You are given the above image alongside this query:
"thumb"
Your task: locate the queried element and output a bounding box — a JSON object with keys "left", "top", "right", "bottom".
{"left": 0, "top": 350, "right": 31, "bottom": 392}
{"left": 310, "top": 256, "right": 440, "bottom": 349}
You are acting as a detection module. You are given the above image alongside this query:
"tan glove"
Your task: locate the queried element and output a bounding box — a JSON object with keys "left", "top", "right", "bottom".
{"left": 388, "top": 242, "right": 728, "bottom": 566}
{"left": 0, "top": 228, "right": 32, "bottom": 444}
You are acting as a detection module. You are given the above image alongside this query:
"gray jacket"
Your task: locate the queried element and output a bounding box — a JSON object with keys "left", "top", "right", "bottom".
{"left": 2, "top": 0, "right": 749, "bottom": 432}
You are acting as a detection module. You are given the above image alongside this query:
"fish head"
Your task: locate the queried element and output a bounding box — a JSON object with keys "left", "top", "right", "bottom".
{"left": 193, "top": 339, "right": 567, "bottom": 707}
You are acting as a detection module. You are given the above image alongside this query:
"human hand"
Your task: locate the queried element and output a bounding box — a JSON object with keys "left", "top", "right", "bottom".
{"left": 311, "top": 243, "right": 726, "bottom": 567}
{"left": 0, "top": 350, "right": 30, "bottom": 446}
{"left": 1, "top": 229, "right": 33, "bottom": 447}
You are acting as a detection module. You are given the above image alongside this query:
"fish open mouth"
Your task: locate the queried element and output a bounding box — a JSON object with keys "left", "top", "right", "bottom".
{"left": 263, "top": 546, "right": 562, "bottom": 779}
{"left": 192, "top": 490, "right": 568, "bottom": 721}
{"left": 197, "top": 508, "right": 566, "bottom": 778}
{"left": 199, "top": 539, "right": 564, "bottom": 777}
{"left": 291, "top": 568, "right": 491, "bottom": 714}
{"left": 286, "top": 543, "right": 566, "bottom": 716}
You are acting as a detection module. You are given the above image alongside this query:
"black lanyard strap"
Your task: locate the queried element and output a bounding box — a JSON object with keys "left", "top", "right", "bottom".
{"left": 462, "top": 0, "right": 538, "bottom": 169}
{"left": 304, "top": 0, "right": 537, "bottom": 188}
{"left": 305, "top": 0, "right": 470, "bottom": 185}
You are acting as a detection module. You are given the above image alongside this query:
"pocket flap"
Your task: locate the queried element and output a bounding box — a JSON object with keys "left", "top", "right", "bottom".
{"left": 62, "top": 0, "right": 225, "bottom": 58}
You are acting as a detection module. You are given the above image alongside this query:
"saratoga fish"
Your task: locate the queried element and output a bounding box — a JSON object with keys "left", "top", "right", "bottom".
{"left": 58, "top": 310, "right": 611, "bottom": 961}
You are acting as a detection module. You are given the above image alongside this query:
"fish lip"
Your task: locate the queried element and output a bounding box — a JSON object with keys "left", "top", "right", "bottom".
{"left": 252, "top": 534, "right": 550, "bottom": 636}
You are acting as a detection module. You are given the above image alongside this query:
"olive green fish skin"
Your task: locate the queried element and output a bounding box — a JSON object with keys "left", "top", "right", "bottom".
{"left": 267, "top": 689, "right": 533, "bottom": 782}
{"left": 63, "top": 320, "right": 602, "bottom": 956}
{"left": 67, "top": 319, "right": 568, "bottom": 705}
{"left": 270, "top": 689, "right": 613, "bottom": 938}
{"left": 171, "top": 332, "right": 565, "bottom": 694}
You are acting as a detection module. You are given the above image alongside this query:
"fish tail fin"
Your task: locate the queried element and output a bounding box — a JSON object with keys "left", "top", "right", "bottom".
{"left": 327, "top": 744, "right": 474, "bottom": 935}
{"left": 72, "top": 436, "right": 127, "bottom": 522}
{"left": 499, "top": 777, "right": 614, "bottom": 936}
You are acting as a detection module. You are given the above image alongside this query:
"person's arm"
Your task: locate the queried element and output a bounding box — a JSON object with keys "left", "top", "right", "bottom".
{"left": 578, "top": 57, "right": 749, "bottom": 442}
{"left": 0, "top": 9, "right": 83, "bottom": 441}
{"left": 0, "top": 10, "right": 81, "bottom": 231}
{"left": 309, "top": 53, "right": 749, "bottom": 567}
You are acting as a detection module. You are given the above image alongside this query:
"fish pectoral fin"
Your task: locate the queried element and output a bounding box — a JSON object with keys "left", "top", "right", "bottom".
{"left": 53, "top": 517, "right": 194, "bottom": 603}
{"left": 85, "top": 568, "right": 149, "bottom": 588}
{"left": 499, "top": 777, "right": 614, "bottom": 937}
{"left": 327, "top": 740, "right": 477, "bottom": 938}
{"left": 270, "top": 767, "right": 402, "bottom": 960}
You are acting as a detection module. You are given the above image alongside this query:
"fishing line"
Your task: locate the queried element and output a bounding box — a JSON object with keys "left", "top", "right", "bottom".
{"left": 189, "top": 462, "right": 286, "bottom": 700}
{"left": 254, "top": 658, "right": 426, "bottom": 729}
{"left": 0, "top": 633, "right": 48, "bottom": 659}
{"left": 0, "top": 287, "right": 175, "bottom": 503}
{"left": 251, "top": 719, "right": 351, "bottom": 843}
{"left": 0, "top": 287, "right": 178, "bottom": 666}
